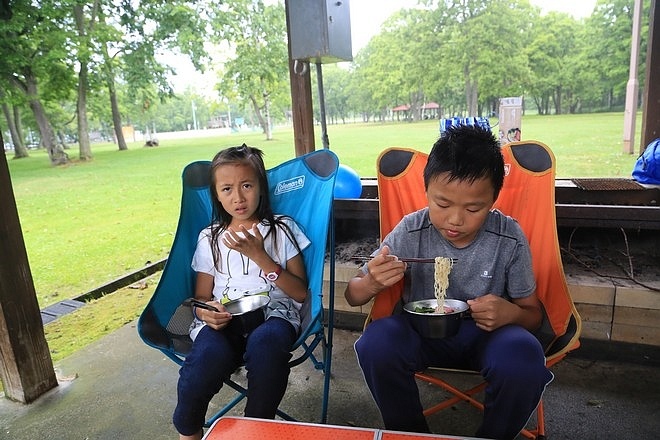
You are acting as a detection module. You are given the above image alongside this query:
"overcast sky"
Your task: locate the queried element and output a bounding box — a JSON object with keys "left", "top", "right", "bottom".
{"left": 169, "top": 0, "right": 598, "bottom": 94}
{"left": 349, "top": 0, "right": 597, "bottom": 55}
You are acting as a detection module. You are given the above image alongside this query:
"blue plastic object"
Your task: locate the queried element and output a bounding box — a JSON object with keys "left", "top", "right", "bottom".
{"left": 632, "top": 138, "right": 660, "bottom": 184}
{"left": 440, "top": 117, "right": 491, "bottom": 135}
{"left": 334, "top": 164, "right": 362, "bottom": 198}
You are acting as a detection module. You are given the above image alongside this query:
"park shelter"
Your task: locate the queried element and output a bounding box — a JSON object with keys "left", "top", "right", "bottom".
{"left": 421, "top": 102, "right": 440, "bottom": 119}
{"left": 392, "top": 102, "right": 440, "bottom": 120}
{"left": 392, "top": 104, "right": 410, "bottom": 121}
{"left": 1, "top": 0, "right": 660, "bottom": 406}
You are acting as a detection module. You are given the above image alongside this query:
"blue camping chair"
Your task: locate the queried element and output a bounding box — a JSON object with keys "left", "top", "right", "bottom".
{"left": 137, "top": 149, "right": 339, "bottom": 426}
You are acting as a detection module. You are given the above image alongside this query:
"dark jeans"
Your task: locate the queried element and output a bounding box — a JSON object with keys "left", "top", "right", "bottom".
{"left": 173, "top": 317, "right": 296, "bottom": 436}
{"left": 355, "top": 314, "right": 553, "bottom": 440}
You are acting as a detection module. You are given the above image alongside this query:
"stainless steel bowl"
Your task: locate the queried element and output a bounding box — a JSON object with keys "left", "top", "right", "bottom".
{"left": 225, "top": 294, "right": 270, "bottom": 336}
{"left": 403, "top": 298, "right": 469, "bottom": 338}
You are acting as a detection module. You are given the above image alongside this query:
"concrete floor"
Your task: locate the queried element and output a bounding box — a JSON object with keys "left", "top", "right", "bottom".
{"left": 1, "top": 321, "right": 659, "bottom": 440}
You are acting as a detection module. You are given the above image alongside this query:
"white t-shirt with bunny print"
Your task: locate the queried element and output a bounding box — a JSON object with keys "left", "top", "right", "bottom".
{"left": 189, "top": 216, "right": 310, "bottom": 340}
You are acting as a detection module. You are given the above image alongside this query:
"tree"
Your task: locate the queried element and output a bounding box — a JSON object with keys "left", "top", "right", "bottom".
{"left": 380, "top": 8, "right": 434, "bottom": 121}
{"left": 0, "top": 0, "right": 73, "bottom": 165}
{"left": 428, "top": 0, "right": 533, "bottom": 116}
{"left": 210, "top": 0, "right": 289, "bottom": 140}
{"left": 526, "top": 12, "right": 583, "bottom": 114}
{"left": 70, "top": 0, "right": 209, "bottom": 151}
{"left": 349, "top": 44, "right": 387, "bottom": 121}
{"left": 313, "top": 65, "right": 352, "bottom": 125}
{"left": 583, "top": 0, "right": 648, "bottom": 111}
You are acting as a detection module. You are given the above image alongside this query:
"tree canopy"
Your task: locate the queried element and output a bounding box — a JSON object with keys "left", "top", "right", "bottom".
{"left": 0, "top": 0, "right": 650, "bottom": 164}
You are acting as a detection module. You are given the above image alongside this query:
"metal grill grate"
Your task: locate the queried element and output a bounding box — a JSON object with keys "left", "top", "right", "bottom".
{"left": 571, "top": 178, "right": 646, "bottom": 191}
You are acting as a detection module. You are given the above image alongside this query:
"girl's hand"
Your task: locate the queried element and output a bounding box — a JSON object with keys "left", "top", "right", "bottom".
{"left": 196, "top": 300, "right": 232, "bottom": 330}
{"left": 222, "top": 223, "right": 267, "bottom": 260}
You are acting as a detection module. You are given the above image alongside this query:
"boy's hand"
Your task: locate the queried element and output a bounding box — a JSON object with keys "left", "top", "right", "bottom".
{"left": 467, "top": 294, "right": 515, "bottom": 332}
{"left": 365, "top": 246, "right": 407, "bottom": 292}
{"left": 344, "top": 246, "right": 407, "bottom": 307}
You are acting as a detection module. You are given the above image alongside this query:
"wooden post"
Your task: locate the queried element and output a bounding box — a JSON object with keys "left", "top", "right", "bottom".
{"left": 622, "top": 0, "right": 643, "bottom": 154}
{"left": 285, "top": 0, "right": 316, "bottom": 156}
{"left": 0, "top": 132, "right": 58, "bottom": 403}
{"left": 641, "top": 0, "right": 659, "bottom": 152}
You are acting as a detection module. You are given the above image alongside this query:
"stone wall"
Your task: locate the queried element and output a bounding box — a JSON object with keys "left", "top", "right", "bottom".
{"left": 323, "top": 263, "right": 660, "bottom": 348}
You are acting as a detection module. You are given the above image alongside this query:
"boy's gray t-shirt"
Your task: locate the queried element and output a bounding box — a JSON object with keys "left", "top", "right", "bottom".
{"left": 364, "top": 208, "right": 535, "bottom": 304}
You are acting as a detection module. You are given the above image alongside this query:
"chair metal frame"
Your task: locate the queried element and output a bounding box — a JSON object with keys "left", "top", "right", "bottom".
{"left": 367, "top": 143, "right": 582, "bottom": 440}
{"left": 138, "top": 149, "right": 339, "bottom": 426}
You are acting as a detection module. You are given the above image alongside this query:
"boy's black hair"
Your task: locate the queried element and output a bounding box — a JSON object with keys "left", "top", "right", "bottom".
{"left": 207, "top": 144, "right": 301, "bottom": 270}
{"left": 424, "top": 124, "right": 505, "bottom": 199}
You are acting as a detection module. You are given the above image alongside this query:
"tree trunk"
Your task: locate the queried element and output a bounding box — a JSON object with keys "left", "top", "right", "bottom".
{"left": 264, "top": 92, "right": 272, "bottom": 140}
{"left": 249, "top": 94, "right": 271, "bottom": 140}
{"left": 410, "top": 88, "right": 423, "bottom": 122}
{"left": 108, "top": 77, "right": 128, "bottom": 151}
{"left": 554, "top": 86, "right": 562, "bottom": 115}
{"left": 1, "top": 101, "right": 28, "bottom": 158}
{"left": 25, "top": 74, "right": 68, "bottom": 165}
{"left": 100, "top": 37, "right": 128, "bottom": 151}
{"left": 13, "top": 105, "right": 24, "bottom": 147}
{"left": 74, "top": 2, "right": 93, "bottom": 160}
{"left": 77, "top": 61, "right": 93, "bottom": 160}
{"left": 465, "top": 74, "right": 478, "bottom": 116}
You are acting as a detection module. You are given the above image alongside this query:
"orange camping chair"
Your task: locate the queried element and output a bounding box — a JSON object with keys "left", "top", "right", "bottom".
{"left": 368, "top": 143, "right": 582, "bottom": 440}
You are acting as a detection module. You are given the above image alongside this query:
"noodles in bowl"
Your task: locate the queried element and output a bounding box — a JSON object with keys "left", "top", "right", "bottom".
{"left": 404, "top": 299, "right": 469, "bottom": 338}
{"left": 433, "top": 256, "right": 453, "bottom": 313}
{"left": 403, "top": 255, "right": 467, "bottom": 338}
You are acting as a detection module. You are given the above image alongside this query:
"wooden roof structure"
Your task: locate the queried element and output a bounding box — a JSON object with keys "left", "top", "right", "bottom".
{"left": 1, "top": 0, "right": 659, "bottom": 404}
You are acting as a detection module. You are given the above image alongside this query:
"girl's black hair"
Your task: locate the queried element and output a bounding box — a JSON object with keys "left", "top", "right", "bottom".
{"left": 424, "top": 125, "right": 505, "bottom": 199}
{"left": 207, "top": 144, "right": 302, "bottom": 270}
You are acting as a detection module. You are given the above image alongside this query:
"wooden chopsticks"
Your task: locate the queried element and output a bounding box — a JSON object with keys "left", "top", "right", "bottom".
{"left": 351, "top": 255, "right": 458, "bottom": 264}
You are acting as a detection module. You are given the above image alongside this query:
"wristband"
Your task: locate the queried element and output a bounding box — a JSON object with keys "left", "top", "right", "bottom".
{"left": 192, "top": 305, "right": 201, "bottom": 321}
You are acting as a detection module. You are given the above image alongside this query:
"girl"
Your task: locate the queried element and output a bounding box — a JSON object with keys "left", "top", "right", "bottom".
{"left": 173, "top": 145, "right": 310, "bottom": 440}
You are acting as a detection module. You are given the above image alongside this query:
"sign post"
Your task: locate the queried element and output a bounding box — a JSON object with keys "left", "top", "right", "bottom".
{"left": 498, "top": 97, "right": 523, "bottom": 145}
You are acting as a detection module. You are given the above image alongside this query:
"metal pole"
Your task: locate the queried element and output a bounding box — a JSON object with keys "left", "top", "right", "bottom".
{"left": 315, "top": 62, "right": 330, "bottom": 149}
{"left": 623, "top": 0, "right": 643, "bottom": 154}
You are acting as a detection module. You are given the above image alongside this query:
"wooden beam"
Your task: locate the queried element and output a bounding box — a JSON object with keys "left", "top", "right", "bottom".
{"left": 0, "top": 133, "right": 58, "bottom": 403}
{"left": 285, "top": 0, "right": 316, "bottom": 156}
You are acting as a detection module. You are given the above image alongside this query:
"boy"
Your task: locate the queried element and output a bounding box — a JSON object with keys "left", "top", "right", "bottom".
{"left": 344, "top": 124, "right": 552, "bottom": 440}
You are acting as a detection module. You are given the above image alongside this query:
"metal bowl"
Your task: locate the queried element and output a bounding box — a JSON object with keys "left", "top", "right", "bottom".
{"left": 403, "top": 298, "right": 469, "bottom": 339}
{"left": 225, "top": 294, "right": 270, "bottom": 336}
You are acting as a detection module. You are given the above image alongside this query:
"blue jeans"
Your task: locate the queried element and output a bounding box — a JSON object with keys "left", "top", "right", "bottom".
{"left": 355, "top": 314, "right": 553, "bottom": 440}
{"left": 173, "top": 317, "right": 296, "bottom": 436}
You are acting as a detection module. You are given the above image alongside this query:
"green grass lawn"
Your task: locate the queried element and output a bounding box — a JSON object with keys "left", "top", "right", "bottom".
{"left": 7, "top": 112, "right": 642, "bottom": 310}
{"left": 3, "top": 112, "right": 644, "bottom": 363}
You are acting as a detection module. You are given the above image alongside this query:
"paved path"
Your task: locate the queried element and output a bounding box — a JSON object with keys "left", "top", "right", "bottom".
{"left": 1, "top": 322, "right": 659, "bottom": 440}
